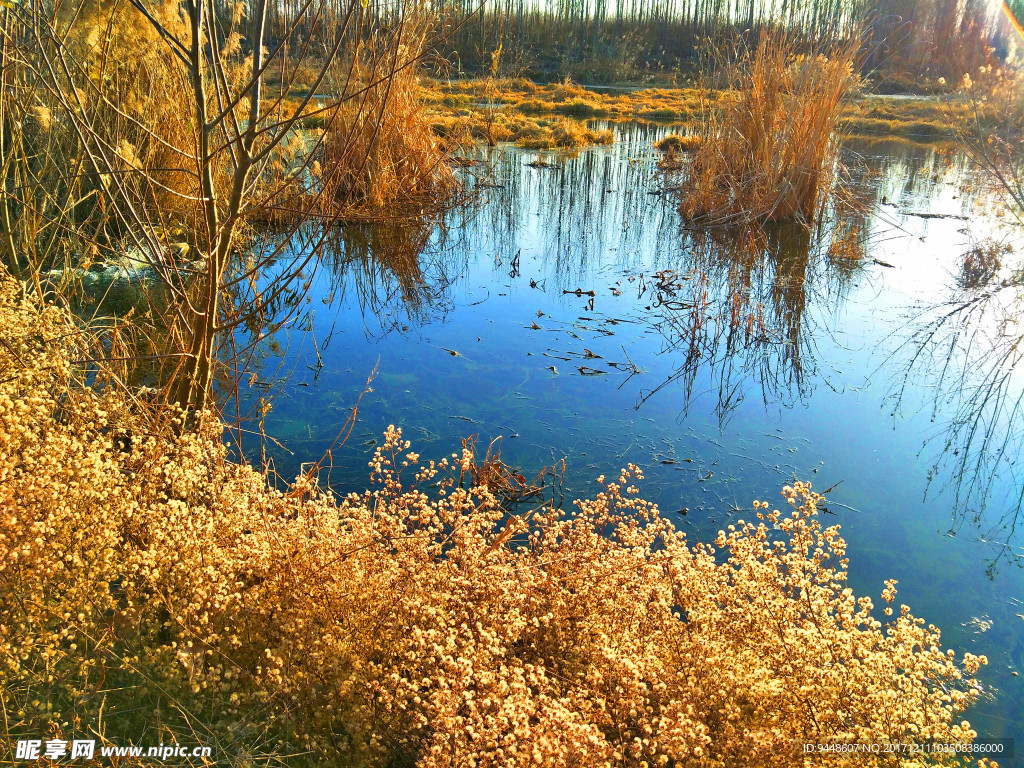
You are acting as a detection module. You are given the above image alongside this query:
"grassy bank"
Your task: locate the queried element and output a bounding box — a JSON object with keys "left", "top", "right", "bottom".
{"left": 416, "top": 76, "right": 1010, "bottom": 147}
{"left": 278, "top": 75, "right": 1005, "bottom": 157}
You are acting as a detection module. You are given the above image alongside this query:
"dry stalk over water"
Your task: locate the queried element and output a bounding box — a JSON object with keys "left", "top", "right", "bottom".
{"left": 681, "top": 31, "right": 859, "bottom": 227}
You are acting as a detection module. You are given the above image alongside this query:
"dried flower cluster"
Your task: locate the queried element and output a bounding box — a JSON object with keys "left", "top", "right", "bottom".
{"left": 0, "top": 273, "right": 991, "bottom": 766}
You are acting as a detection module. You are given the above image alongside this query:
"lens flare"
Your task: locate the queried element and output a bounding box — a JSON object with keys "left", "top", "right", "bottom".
{"left": 1002, "top": 0, "right": 1024, "bottom": 45}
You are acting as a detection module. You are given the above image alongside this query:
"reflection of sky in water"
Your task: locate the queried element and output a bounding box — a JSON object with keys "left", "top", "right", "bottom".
{"left": 238, "top": 127, "right": 1024, "bottom": 753}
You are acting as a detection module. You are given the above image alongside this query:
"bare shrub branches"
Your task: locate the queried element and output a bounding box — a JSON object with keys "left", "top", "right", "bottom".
{"left": 1, "top": 0, "right": 460, "bottom": 422}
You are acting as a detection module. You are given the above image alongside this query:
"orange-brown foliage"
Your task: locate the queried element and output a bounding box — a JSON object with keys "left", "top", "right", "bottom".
{"left": 320, "top": 15, "right": 458, "bottom": 218}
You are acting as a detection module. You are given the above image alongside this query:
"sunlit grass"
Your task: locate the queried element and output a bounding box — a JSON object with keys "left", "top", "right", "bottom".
{"left": 680, "top": 32, "right": 859, "bottom": 226}
{"left": 419, "top": 76, "right": 1003, "bottom": 150}
{"left": 318, "top": 21, "right": 459, "bottom": 218}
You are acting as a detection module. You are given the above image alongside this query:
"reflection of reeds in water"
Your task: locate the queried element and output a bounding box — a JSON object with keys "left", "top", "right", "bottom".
{"left": 312, "top": 218, "right": 472, "bottom": 339}
{"left": 469, "top": 128, "right": 681, "bottom": 292}
{"left": 330, "top": 223, "right": 432, "bottom": 313}
{"left": 218, "top": 219, "right": 449, "bottom": 443}
{"left": 208, "top": 207, "right": 466, "bottom": 417}
{"left": 644, "top": 218, "right": 866, "bottom": 423}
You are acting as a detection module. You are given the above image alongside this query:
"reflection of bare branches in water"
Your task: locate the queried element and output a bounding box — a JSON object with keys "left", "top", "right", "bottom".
{"left": 243, "top": 217, "right": 463, "bottom": 343}
{"left": 892, "top": 277, "right": 1024, "bottom": 575}
{"left": 323, "top": 220, "right": 457, "bottom": 334}
{"left": 864, "top": 136, "right": 1024, "bottom": 574}
{"left": 218, "top": 217, "right": 463, "bottom": 452}
{"left": 641, "top": 215, "right": 867, "bottom": 425}
{"left": 641, "top": 140, "right": 979, "bottom": 427}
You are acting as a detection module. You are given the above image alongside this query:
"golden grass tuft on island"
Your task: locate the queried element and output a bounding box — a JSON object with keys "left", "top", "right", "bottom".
{"left": 680, "top": 31, "right": 859, "bottom": 226}
{"left": 655, "top": 134, "right": 702, "bottom": 152}
{"left": 419, "top": 75, "right": 999, "bottom": 151}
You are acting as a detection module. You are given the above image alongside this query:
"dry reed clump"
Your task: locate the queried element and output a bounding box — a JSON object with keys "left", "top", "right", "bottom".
{"left": 681, "top": 33, "right": 859, "bottom": 227}
{"left": 547, "top": 77, "right": 590, "bottom": 102}
{"left": 58, "top": 0, "right": 256, "bottom": 228}
{"left": 0, "top": 270, "right": 994, "bottom": 766}
{"left": 320, "top": 18, "right": 458, "bottom": 218}
{"left": 431, "top": 112, "right": 614, "bottom": 150}
{"left": 10, "top": 0, "right": 300, "bottom": 274}
{"left": 655, "top": 134, "right": 702, "bottom": 171}
{"left": 655, "top": 134, "right": 702, "bottom": 153}
{"left": 516, "top": 119, "right": 614, "bottom": 150}
{"left": 7, "top": 0, "right": 204, "bottom": 271}
{"left": 67, "top": 1, "right": 191, "bottom": 196}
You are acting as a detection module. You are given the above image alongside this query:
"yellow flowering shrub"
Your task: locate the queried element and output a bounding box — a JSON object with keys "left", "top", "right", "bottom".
{"left": 0, "top": 272, "right": 992, "bottom": 766}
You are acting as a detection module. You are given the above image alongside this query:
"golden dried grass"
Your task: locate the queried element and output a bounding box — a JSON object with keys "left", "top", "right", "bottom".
{"left": 396, "top": 75, "right": 991, "bottom": 152}
{"left": 655, "top": 134, "right": 702, "bottom": 153}
{"left": 320, "top": 16, "right": 459, "bottom": 218}
{"left": 426, "top": 77, "right": 705, "bottom": 124}
{"left": 515, "top": 118, "right": 614, "bottom": 149}
{"left": 10, "top": 0, "right": 281, "bottom": 272}
{"left": 430, "top": 111, "right": 614, "bottom": 150}
{"left": 680, "top": 32, "right": 859, "bottom": 226}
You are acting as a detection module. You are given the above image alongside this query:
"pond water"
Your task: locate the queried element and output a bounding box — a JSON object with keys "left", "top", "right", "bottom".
{"left": 236, "top": 123, "right": 1024, "bottom": 755}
